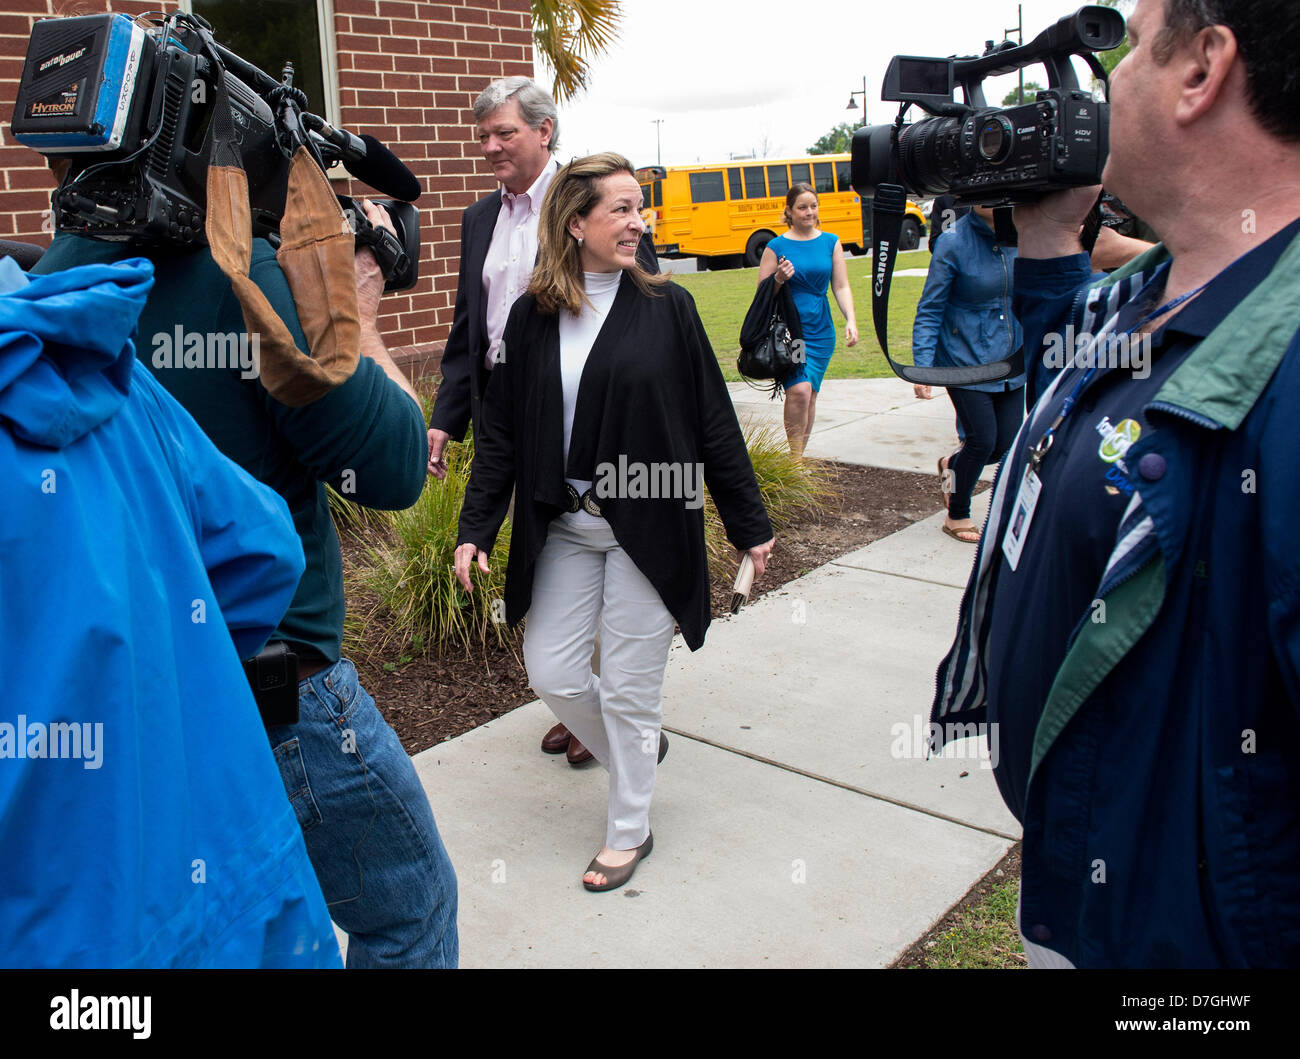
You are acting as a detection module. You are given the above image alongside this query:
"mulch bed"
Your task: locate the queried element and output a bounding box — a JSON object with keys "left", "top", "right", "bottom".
{"left": 343, "top": 460, "right": 958, "bottom": 756}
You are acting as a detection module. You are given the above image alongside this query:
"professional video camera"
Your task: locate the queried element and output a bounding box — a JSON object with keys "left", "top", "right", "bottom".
{"left": 12, "top": 11, "right": 421, "bottom": 290}
{"left": 851, "top": 4, "right": 1125, "bottom": 206}
{"left": 851, "top": 5, "right": 1125, "bottom": 386}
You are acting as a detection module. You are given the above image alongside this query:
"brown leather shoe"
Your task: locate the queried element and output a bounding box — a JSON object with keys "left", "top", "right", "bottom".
{"left": 541, "top": 722, "right": 570, "bottom": 754}
{"left": 566, "top": 734, "right": 594, "bottom": 765}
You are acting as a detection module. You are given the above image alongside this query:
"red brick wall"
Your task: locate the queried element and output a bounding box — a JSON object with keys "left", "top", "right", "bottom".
{"left": 0, "top": 0, "right": 534, "bottom": 374}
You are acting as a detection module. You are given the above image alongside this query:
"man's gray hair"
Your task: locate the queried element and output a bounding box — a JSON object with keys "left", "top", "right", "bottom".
{"left": 473, "top": 77, "right": 559, "bottom": 153}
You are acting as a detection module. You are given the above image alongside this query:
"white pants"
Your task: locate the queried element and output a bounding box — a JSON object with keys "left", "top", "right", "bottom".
{"left": 524, "top": 512, "right": 676, "bottom": 850}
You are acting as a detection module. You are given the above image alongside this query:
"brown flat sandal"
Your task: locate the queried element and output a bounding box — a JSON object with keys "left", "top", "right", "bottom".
{"left": 583, "top": 831, "right": 653, "bottom": 893}
{"left": 942, "top": 523, "right": 980, "bottom": 545}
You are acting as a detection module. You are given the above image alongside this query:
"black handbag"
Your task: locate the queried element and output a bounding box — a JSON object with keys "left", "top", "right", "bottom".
{"left": 737, "top": 303, "right": 798, "bottom": 383}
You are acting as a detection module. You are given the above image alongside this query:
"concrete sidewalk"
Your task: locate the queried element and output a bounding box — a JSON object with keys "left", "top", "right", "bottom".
{"left": 400, "top": 379, "right": 1016, "bottom": 968}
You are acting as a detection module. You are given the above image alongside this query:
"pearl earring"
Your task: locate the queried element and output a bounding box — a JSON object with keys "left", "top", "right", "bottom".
{"left": 577, "top": 235, "right": 584, "bottom": 247}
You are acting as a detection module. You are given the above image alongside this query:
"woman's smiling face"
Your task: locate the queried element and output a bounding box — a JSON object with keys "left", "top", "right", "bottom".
{"left": 569, "top": 172, "right": 646, "bottom": 272}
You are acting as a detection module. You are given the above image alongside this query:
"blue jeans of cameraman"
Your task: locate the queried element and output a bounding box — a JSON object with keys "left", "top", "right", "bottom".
{"left": 267, "top": 658, "right": 459, "bottom": 968}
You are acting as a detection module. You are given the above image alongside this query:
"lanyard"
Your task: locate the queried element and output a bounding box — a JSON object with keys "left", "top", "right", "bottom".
{"left": 1025, "top": 279, "right": 1209, "bottom": 473}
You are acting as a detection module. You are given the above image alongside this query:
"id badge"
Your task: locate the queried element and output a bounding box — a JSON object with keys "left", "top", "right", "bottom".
{"left": 1001, "top": 466, "right": 1042, "bottom": 572}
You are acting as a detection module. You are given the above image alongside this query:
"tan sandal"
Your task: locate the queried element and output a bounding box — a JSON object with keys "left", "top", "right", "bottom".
{"left": 942, "top": 523, "right": 980, "bottom": 545}
{"left": 583, "top": 831, "right": 653, "bottom": 892}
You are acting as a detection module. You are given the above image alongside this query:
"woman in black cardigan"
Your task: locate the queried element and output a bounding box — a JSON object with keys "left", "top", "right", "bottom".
{"left": 455, "top": 153, "right": 774, "bottom": 891}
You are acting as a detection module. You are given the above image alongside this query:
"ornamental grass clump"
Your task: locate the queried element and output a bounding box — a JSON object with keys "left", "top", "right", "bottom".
{"left": 703, "top": 418, "right": 832, "bottom": 580}
{"left": 345, "top": 436, "right": 514, "bottom": 659}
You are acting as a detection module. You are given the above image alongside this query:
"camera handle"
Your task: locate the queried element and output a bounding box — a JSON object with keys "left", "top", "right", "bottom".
{"left": 346, "top": 200, "right": 409, "bottom": 282}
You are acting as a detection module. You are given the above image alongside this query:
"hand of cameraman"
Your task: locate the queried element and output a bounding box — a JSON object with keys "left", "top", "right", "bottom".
{"left": 354, "top": 198, "right": 421, "bottom": 411}
{"left": 1014, "top": 185, "right": 1102, "bottom": 260}
{"left": 354, "top": 198, "right": 394, "bottom": 324}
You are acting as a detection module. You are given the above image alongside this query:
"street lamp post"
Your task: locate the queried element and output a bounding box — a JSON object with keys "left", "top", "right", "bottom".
{"left": 651, "top": 118, "right": 663, "bottom": 166}
{"left": 1005, "top": 4, "right": 1024, "bottom": 103}
{"left": 846, "top": 77, "right": 870, "bottom": 247}
{"left": 845, "top": 76, "right": 868, "bottom": 126}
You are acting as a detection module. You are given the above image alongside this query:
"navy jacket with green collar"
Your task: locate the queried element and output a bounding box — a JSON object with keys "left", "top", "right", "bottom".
{"left": 931, "top": 220, "right": 1300, "bottom": 967}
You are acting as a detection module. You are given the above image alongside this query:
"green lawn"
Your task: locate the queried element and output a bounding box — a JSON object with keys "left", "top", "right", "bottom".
{"left": 906, "top": 874, "right": 1026, "bottom": 969}
{"left": 673, "top": 250, "right": 933, "bottom": 382}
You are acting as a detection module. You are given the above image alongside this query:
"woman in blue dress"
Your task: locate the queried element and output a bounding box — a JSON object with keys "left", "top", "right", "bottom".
{"left": 757, "top": 182, "right": 858, "bottom": 456}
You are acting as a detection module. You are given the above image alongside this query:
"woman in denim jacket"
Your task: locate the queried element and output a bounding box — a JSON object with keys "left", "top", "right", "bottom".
{"left": 912, "top": 206, "right": 1026, "bottom": 543}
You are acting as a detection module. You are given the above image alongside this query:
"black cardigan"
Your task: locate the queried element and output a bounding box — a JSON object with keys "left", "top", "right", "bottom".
{"left": 457, "top": 273, "right": 773, "bottom": 651}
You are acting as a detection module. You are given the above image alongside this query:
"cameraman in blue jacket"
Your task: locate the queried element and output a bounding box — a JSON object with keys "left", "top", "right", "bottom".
{"left": 0, "top": 256, "right": 338, "bottom": 967}
{"left": 931, "top": 0, "right": 1300, "bottom": 967}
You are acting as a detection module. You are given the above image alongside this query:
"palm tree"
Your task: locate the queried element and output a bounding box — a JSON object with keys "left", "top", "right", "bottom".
{"left": 532, "top": 0, "right": 623, "bottom": 103}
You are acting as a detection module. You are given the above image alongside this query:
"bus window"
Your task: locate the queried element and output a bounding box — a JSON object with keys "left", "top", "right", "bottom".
{"left": 813, "top": 162, "right": 834, "bottom": 193}
{"left": 767, "top": 165, "right": 789, "bottom": 197}
{"left": 743, "top": 166, "right": 766, "bottom": 199}
{"left": 727, "top": 168, "right": 743, "bottom": 201}
{"left": 790, "top": 163, "right": 811, "bottom": 186}
{"left": 653, "top": 181, "right": 662, "bottom": 207}
{"left": 835, "top": 160, "right": 852, "bottom": 192}
{"left": 689, "top": 171, "right": 726, "bottom": 203}
{"left": 641, "top": 184, "right": 651, "bottom": 210}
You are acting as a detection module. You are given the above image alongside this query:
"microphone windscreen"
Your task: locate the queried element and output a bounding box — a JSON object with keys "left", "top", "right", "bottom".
{"left": 347, "top": 135, "right": 422, "bottom": 202}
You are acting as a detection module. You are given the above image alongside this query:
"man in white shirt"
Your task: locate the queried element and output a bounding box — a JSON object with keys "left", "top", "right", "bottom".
{"left": 427, "top": 77, "right": 559, "bottom": 475}
{"left": 427, "top": 78, "right": 592, "bottom": 764}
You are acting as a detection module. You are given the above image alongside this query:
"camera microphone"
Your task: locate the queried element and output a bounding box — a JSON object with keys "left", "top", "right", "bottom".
{"left": 351, "top": 135, "right": 421, "bottom": 202}
{"left": 304, "top": 116, "right": 421, "bottom": 202}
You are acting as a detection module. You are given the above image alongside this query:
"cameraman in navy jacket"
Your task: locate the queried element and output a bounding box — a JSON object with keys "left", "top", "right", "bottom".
{"left": 931, "top": 0, "right": 1300, "bottom": 967}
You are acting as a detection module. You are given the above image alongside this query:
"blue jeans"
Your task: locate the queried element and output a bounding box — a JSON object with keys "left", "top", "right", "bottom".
{"left": 266, "top": 658, "right": 459, "bottom": 968}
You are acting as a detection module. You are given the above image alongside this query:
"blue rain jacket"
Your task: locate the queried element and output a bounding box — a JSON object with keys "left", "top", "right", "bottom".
{"left": 0, "top": 256, "right": 340, "bottom": 967}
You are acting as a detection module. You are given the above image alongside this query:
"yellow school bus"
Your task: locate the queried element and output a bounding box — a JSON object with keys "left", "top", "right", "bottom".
{"left": 636, "top": 155, "right": 927, "bottom": 269}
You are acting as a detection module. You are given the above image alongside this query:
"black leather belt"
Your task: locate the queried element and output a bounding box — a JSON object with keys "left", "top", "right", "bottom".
{"left": 564, "top": 483, "right": 603, "bottom": 517}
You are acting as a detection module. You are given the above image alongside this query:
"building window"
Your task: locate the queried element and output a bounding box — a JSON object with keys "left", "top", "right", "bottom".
{"left": 181, "top": 0, "right": 341, "bottom": 125}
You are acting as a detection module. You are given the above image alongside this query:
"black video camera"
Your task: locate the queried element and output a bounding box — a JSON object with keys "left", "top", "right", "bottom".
{"left": 851, "top": 5, "right": 1125, "bottom": 205}
{"left": 12, "top": 11, "right": 421, "bottom": 290}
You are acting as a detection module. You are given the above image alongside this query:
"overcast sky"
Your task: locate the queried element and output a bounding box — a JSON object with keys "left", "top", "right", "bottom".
{"left": 536, "top": 0, "right": 1129, "bottom": 167}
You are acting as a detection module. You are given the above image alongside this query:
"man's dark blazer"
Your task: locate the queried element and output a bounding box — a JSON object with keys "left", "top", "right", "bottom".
{"left": 429, "top": 180, "right": 660, "bottom": 446}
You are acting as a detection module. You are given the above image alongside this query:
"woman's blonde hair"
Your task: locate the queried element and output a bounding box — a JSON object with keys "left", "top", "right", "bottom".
{"left": 783, "top": 182, "right": 817, "bottom": 226}
{"left": 529, "top": 152, "right": 669, "bottom": 316}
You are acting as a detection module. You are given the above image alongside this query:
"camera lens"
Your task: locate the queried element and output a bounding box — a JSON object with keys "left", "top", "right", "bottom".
{"left": 897, "top": 116, "right": 963, "bottom": 196}
{"left": 978, "top": 116, "right": 1014, "bottom": 164}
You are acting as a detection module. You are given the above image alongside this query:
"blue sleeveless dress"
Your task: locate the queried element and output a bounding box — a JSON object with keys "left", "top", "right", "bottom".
{"left": 767, "top": 231, "right": 837, "bottom": 391}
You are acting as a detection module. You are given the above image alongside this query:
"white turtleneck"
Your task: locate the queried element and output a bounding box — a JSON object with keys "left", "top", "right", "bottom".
{"left": 558, "top": 270, "right": 621, "bottom": 505}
